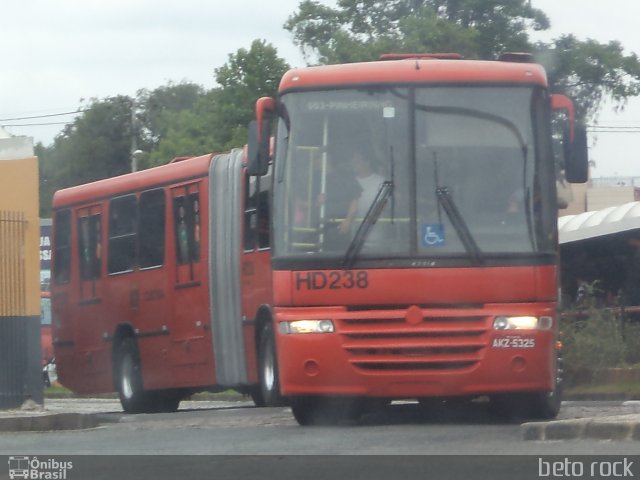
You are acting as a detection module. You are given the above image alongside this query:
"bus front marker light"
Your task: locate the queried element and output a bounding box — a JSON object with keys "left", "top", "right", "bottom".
{"left": 493, "top": 317, "right": 509, "bottom": 330}
{"left": 280, "top": 319, "right": 335, "bottom": 334}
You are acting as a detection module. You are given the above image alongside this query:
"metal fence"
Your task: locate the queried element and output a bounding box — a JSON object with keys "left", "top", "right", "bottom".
{"left": 0, "top": 210, "right": 43, "bottom": 408}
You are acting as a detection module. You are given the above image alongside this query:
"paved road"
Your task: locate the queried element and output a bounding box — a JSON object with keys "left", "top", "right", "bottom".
{"left": 1, "top": 399, "right": 639, "bottom": 455}
{"left": 34, "top": 397, "right": 640, "bottom": 418}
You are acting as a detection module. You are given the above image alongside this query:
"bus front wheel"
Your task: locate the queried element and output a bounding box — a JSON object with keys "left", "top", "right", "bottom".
{"left": 116, "top": 338, "right": 148, "bottom": 413}
{"left": 289, "top": 396, "right": 363, "bottom": 426}
{"left": 528, "top": 349, "right": 564, "bottom": 420}
{"left": 490, "top": 351, "right": 563, "bottom": 421}
{"left": 146, "top": 390, "right": 181, "bottom": 413}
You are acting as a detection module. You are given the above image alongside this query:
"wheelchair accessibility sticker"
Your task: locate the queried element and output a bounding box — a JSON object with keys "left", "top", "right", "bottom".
{"left": 421, "top": 224, "right": 445, "bottom": 247}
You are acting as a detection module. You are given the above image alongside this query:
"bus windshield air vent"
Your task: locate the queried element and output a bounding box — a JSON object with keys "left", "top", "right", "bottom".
{"left": 379, "top": 53, "right": 463, "bottom": 61}
{"left": 498, "top": 52, "right": 535, "bottom": 63}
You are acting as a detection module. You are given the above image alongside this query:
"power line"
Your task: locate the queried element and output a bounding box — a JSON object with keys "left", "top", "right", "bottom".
{"left": 589, "top": 125, "right": 640, "bottom": 129}
{"left": 0, "top": 109, "right": 88, "bottom": 122}
{"left": 3, "top": 116, "right": 640, "bottom": 132}
{"left": 1, "top": 121, "right": 72, "bottom": 127}
{"left": 588, "top": 129, "right": 640, "bottom": 133}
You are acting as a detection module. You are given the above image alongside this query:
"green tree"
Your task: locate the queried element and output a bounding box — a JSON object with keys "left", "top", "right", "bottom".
{"left": 213, "top": 39, "right": 290, "bottom": 142}
{"left": 536, "top": 36, "right": 640, "bottom": 122}
{"left": 135, "top": 83, "right": 214, "bottom": 168}
{"left": 36, "top": 142, "right": 56, "bottom": 218}
{"left": 426, "top": 0, "right": 549, "bottom": 57}
{"left": 285, "top": 0, "right": 548, "bottom": 63}
{"left": 138, "top": 82, "right": 205, "bottom": 148}
{"left": 37, "top": 40, "right": 290, "bottom": 208}
{"left": 146, "top": 40, "right": 290, "bottom": 166}
{"left": 37, "top": 96, "right": 133, "bottom": 213}
{"left": 284, "top": 0, "right": 640, "bottom": 124}
{"left": 145, "top": 90, "right": 222, "bottom": 167}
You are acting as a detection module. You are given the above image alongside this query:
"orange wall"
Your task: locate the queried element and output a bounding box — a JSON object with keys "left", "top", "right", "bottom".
{"left": 0, "top": 157, "right": 40, "bottom": 317}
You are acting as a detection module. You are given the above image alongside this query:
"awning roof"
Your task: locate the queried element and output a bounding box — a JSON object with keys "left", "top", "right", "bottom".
{"left": 558, "top": 201, "right": 640, "bottom": 244}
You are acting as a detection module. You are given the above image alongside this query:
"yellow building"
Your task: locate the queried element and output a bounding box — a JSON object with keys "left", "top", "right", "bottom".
{"left": 0, "top": 133, "right": 43, "bottom": 408}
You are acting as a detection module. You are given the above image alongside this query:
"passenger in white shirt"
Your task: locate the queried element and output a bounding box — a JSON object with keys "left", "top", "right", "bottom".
{"left": 349, "top": 151, "right": 391, "bottom": 251}
{"left": 351, "top": 151, "right": 385, "bottom": 219}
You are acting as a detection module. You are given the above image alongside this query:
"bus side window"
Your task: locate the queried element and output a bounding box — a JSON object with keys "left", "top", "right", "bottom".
{"left": 77, "top": 213, "right": 101, "bottom": 280}
{"left": 244, "top": 174, "right": 270, "bottom": 251}
{"left": 108, "top": 195, "right": 137, "bottom": 274}
{"left": 257, "top": 189, "right": 270, "bottom": 249}
{"left": 139, "top": 189, "right": 166, "bottom": 268}
{"left": 188, "top": 192, "right": 200, "bottom": 262}
{"left": 53, "top": 209, "right": 71, "bottom": 284}
{"left": 244, "top": 175, "right": 258, "bottom": 251}
{"left": 173, "top": 192, "right": 200, "bottom": 265}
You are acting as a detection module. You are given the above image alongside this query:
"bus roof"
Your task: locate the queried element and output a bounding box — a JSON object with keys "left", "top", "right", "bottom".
{"left": 558, "top": 201, "right": 640, "bottom": 244}
{"left": 52, "top": 153, "right": 214, "bottom": 210}
{"left": 279, "top": 57, "right": 548, "bottom": 93}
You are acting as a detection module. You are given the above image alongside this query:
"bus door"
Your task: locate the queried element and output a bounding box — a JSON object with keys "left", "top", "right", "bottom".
{"left": 77, "top": 206, "right": 102, "bottom": 302}
{"left": 75, "top": 205, "right": 105, "bottom": 375}
{"left": 238, "top": 169, "right": 273, "bottom": 385}
{"left": 135, "top": 189, "right": 170, "bottom": 345}
{"left": 242, "top": 171, "right": 272, "bottom": 328}
{"left": 169, "top": 183, "right": 208, "bottom": 366}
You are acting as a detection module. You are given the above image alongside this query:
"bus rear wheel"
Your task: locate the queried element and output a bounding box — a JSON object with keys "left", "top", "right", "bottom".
{"left": 255, "top": 322, "right": 285, "bottom": 407}
{"left": 116, "top": 338, "right": 149, "bottom": 413}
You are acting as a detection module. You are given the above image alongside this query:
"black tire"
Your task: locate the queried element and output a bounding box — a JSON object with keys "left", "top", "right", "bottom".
{"left": 147, "top": 390, "right": 181, "bottom": 413}
{"left": 490, "top": 350, "right": 564, "bottom": 421}
{"left": 290, "top": 396, "right": 315, "bottom": 426}
{"left": 290, "top": 396, "right": 363, "bottom": 426}
{"left": 488, "top": 393, "right": 527, "bottom": 421}
{"left": 116, "top": 338, "right": 149, "bottom": 413}
{"left": 256, "top": 322, "right": 285, "bottom": 407}
{"left": 416, "top": 397, "right": 448, "bottom": 419}
{"left": 528, "top": 348, "right": 564, "bottom": 420}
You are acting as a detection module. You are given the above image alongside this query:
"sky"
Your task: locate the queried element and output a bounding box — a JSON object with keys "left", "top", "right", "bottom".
{"left": 2, "top": 0, "right": 640, "bottom": 178}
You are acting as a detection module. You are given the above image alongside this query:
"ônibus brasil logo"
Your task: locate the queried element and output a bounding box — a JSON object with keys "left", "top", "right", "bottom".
{"left": 8, "top": 456, "right": 73, "bottom": 480}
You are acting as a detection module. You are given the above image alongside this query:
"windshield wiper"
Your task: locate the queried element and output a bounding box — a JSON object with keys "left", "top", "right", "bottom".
{"left": 435, "top": 186, "right": 483, "bottom": 265}
{"left": 342, "top": 180, "right": 393, "bottom": 268}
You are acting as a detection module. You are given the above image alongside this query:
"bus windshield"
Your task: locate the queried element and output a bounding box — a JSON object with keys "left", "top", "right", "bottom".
{"left": 273, "top": 85, "right": 556, "bottom": 267}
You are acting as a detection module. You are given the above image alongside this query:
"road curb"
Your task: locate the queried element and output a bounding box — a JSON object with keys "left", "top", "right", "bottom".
{"left": 0, "top": 413, "right": 98, "bottom": 432}
{"left": 522, "top": 416, "right": 640, "bottom": 441}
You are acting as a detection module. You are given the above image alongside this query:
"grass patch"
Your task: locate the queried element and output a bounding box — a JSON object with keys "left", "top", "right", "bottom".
{"left": 565, "top": 381, "right": 640, "bottom": 399}
{"left": 561, "top": 282, "right": 640, "bottom": 387}
{"left": 45, "top": 384, "right": 117, "bottom": 399}
{"left": 45, "top": 384, "right": 247, "bottom": 402}
{"left": 189, "top": 391, "right": 247, "bottom": 401}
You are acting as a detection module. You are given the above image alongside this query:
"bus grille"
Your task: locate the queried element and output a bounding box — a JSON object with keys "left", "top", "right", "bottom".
{"left": 338, "top": 310, "right": 489, "bottom": 372}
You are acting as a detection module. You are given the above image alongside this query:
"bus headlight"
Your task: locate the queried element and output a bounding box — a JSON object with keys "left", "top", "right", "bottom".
{"left": 493, "top": 316, "right": 553, "bottom": 330}
{"left": 279, "top": 319, "right": 335, "bottom": 334}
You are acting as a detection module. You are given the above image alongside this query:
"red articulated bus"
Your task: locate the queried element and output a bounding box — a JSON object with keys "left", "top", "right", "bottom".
{"left": 51, "top": 149, "right": 281, "bottom": 412}
{"left": 246, "top": 53, "right": 589, "bottom": 425}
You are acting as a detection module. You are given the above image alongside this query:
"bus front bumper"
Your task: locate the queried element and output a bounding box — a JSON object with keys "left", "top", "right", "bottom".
{"left": 274, "top": 305, "right": 557, "bottom": 399}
